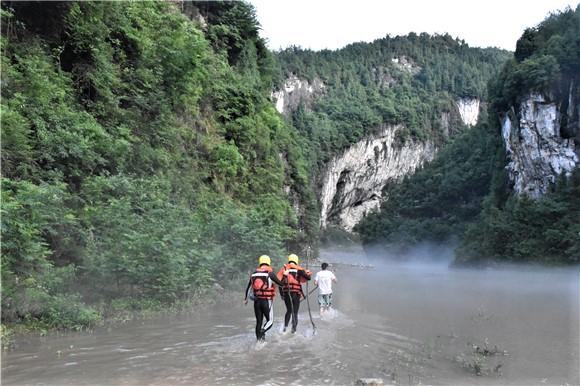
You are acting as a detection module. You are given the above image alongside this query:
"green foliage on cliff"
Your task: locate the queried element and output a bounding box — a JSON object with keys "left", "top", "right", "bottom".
{"left": 1, "top": 1, "right": 316, "bottom": 329}
{"left": 491, "top": 5, "right": 579, "bottom": 111}
{"left": 455, "top": 5, "right": 580, "bottom": 265}
{"left": 354, "top": 113, "right": 501, "bottom": 247}
{"left": 275, "top": 35, "right": 510, "bottom": 169}
{"left": 355, "top": 6, "right": 580, "bottom": 265}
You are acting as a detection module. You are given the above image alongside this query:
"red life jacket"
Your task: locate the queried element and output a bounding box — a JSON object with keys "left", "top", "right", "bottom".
{"left": 277, "top": 263, "right": 311, "bottom": 293}
{"left": 251, "top": 265, "right": 276, "bottom": 299}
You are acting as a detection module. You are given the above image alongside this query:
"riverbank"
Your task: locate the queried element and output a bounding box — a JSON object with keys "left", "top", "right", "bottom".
{"left": 1, "top": 287, "right": 245, "bottom": 351}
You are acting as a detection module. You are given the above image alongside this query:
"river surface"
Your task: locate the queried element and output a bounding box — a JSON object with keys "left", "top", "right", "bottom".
{"left": 3, "top": 248, "right": 579, "bottom": 386}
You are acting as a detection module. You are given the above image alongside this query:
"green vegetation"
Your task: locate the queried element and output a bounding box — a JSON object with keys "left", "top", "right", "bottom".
{"left": 456, "top": 5, "right": 580, "bottom": 265}
{"left": 1, "top": 1, "right": 316, "bottom": 330}
{"left": 275, "top": 35, "right": 510, "bottom": 170}
{"left": 355, "top": 6, "right": 580, "bottom": 265}
{"left": 355, "top": 111, "right": 501, "bottom": 247}
{"left": 456, "top": 171, "right": 580, "bottom": 265}
{"left": 2, "top": 1, "right": 576, "bottom": 332}
{"left": 491, "top": 6, "right": 580, "bottom": 111}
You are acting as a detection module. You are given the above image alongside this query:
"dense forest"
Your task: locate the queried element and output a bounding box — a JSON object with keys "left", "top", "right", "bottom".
{"left": 275, "top": 34, "right": 510, "bottom": 171}
{"left": 1, "top": 1, "right": 317, "bottom": 329}
{"left": 356, "top": 6, "right": 580, "bottom": 265}
{"left": 456, "top": 7, "right": 580, "bottom": 265}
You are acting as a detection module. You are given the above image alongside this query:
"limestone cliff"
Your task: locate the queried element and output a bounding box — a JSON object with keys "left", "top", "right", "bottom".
{"left": 391, "top": 56, "right": 421, "bottom": 75}
{"left": 456, "top": 98, "right": 480, "bottom": 126}
{"left": 319, "top": 125, "right": 436, "bottom": 231}
{"left": 501, "top": 91, "right": 579, "bottom": 197}
{"left": 271, "top": 75, "right": 325, "bottom": 115}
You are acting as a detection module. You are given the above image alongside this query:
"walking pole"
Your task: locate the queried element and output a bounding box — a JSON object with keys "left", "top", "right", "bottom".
{"left": 305, "top": 245, "right": 317, "bottom": 335}
{"left": 300, "top": 285, "right": 319, "bottom": 302}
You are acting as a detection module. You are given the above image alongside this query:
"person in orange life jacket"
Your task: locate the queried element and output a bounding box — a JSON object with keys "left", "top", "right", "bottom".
{"left": 244, "top": 255, "right": 285, "bottom": 341}
{"left": 276, "top": 254, "right": 312, "bottom": 333}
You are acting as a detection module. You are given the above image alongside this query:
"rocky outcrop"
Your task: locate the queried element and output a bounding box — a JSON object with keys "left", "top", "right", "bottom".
{"left": 176, "top": 1, "right": 207, "bottom": 28}
{"left": 391, "top": 56, "right": 421, "bottom": 75}
{"left": 272, "top": 75, "right": 325, "bottom": 115}
{"left": 319, "top": 125, "right": 436, "bottom": 231}
{"left": 501, "top": 93, "right": 578, "bottom": 198}
{"left": 456, "top": 98, "right": 480, "bottom": 126}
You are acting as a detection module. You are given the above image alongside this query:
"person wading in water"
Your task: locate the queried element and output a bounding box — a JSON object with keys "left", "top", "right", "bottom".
{"left": 277, "top": 254, "right": 311, "bottom": 334}
{"left": 244, "top": 255, "right": 285, "bottom": 341}
{"left": 314, "top": 262, "right": 337, "bottom": 315}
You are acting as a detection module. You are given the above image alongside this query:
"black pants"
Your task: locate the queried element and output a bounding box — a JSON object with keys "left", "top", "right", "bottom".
{"left": 282, "top": 291, "right": 301, "bottom": 332}
{"left": 253, "top": 298, "right": 273, "bottom": 341}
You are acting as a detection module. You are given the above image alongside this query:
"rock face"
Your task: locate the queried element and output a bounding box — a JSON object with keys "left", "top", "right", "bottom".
{"left": 456, "top": 97, "right": 480, "bottom": 126}
{"left": 391, "top": 56, "right": 421, "bottom": 75}
{"left": 319, "top": 125, "right": 436, "bottom": 231}
{"left": 501, "top": 93, "right": 578, "bottom": 198}
{"left": 177, "top": 2, "right": 207, "bottom": 28}
{"left": 272, "top": 75, "right": 325, "bottom": 115}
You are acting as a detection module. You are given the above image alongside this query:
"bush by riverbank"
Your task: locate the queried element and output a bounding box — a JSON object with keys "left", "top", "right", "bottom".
{"left": 1, "top": 286, "right": 245, "bottom": 351}
{"left": 1, "top": 1, "right": 313, "bottom": 336}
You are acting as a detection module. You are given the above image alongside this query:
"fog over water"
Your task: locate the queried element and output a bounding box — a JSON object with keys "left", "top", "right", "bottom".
{"left": 3, "top": 246, "right": 579, "bottom": 385}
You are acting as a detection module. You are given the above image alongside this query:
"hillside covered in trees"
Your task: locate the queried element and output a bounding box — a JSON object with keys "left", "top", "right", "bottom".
{"left": 356, "top": 6, "right": 580, "bottom": 265}
{"left": 1, "top": 1, "right": 317, "bottom": 329}
{"left": 456, "top": 6, "right": 580, "bottom": 265}
{"left": 275, "top": 34, "right": 510, "bottom": 171}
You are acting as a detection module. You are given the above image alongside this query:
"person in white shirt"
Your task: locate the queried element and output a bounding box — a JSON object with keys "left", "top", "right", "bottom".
{"left": 313, "top": 262, "right": 337, "bottom": 315}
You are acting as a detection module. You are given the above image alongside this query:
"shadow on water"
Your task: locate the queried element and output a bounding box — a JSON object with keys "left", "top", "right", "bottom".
{"left": 3, "top": 246, "right": 579, "bottom": 385}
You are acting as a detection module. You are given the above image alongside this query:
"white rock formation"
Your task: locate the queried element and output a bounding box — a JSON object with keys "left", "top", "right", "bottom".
{"left": 501, "top": 93, "right": 578, "bottom": 198}
{"left": 391, "top": 56, "right": 421, "bottom": 75}
{"left": 271, "top": 75, "right": 325, "bottom": 115}
{"left": 319, "top": 125, "right": 436, "bottom": 231}
{"left": 456, "top": 98, "right": 480, "bottom": 126}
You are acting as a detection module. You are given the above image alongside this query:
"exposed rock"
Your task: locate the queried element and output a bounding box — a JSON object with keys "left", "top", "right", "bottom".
{"left": 440, "top": 111, "right": 451, "bottom": 138}
{"left": 174, "top": 1, "right": 207, "bottom": 28}
{"left": 439, "top": 108, "right": 467, "bottom": 138}
{"left": 391, "top": 56, "right": 421, "bottom": 75}
{"left": 456, "top": 97, "right": 480, "bottom": 126}
{"left": 501, "top": 93, "right": 578, "bottom": 198}
{"left": 319, "top": 125, "right": 436, "bottom": 231}
{"left": 561, "top": 79, "right": 580, "bottom": 148}
{"left": 271, "top": 75, "right": 325, "bottom": 115}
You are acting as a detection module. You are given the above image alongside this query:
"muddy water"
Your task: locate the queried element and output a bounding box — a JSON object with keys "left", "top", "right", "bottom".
{"left": 3, "top": 249, "right": 579, "bottom": 386}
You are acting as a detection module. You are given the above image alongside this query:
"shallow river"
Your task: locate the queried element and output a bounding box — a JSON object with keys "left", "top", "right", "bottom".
{"left": 3, "top": 249, "right": 579, "bottom": 385}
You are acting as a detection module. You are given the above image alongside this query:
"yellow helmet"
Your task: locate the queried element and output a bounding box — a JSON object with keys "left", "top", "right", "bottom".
{"left": 258, "top": 255, "right": 271, "bottom": 266}
{"left": 287, "top": 254, "right": 299, "bottom": 264}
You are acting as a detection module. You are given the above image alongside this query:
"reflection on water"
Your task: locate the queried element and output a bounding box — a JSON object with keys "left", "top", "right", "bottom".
{"left": 3, "top": 248, "right": 579, "bottom": 385}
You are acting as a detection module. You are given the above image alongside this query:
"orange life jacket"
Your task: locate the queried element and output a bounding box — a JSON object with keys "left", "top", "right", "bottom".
{"left": 251, "top": 265, "right": 276, "bottom": 299}
{"left": 277, "top": 263, "right": 311, "bottom": 293}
